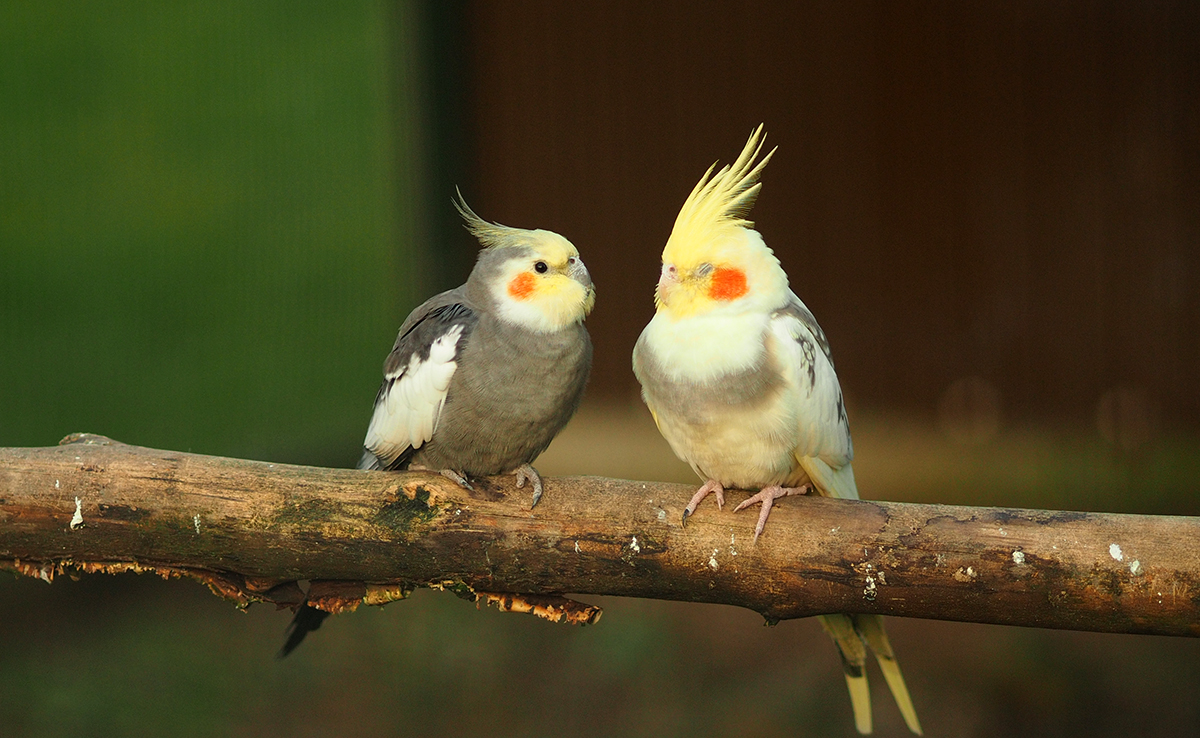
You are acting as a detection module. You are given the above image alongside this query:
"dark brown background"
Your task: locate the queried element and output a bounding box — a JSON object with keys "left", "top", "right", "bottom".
{"left": 454, "top": 1, "right": 1199, "bottom": 430}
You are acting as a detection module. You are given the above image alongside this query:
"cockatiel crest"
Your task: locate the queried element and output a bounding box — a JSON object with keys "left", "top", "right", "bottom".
{"left": 656, "top": 124, "right": 787, "bottom": 319}
{"left": 454, "top": 189, "right": 596, "bottom": 331}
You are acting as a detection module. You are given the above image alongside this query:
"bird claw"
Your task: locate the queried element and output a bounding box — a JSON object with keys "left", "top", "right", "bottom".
{"left": 439, "top": 468, "right": 474, "bottom": 491}
{"left": 681, "top": 480, "right": 725, "bottom": 527}
{"left": 733, "top": 484, "right": 811, "bottom": 541}
{"left": 515, "top": 464, "right": 544, "bottom": 508}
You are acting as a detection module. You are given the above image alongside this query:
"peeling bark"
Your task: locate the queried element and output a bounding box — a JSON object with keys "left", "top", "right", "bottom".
{"left": 1, "top": 434, "right": 1198, "bottom": 637}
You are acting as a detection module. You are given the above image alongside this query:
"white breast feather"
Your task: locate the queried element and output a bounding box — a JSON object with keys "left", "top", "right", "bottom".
{"left": 640, "top": 310, "right": 770, "bottom": 382}
{"left": 363, "top": 324, "right": 465, "bottom": 465}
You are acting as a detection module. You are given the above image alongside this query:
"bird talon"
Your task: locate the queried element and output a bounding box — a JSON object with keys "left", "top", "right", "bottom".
{"left": 439, "top": 468, "right": 473, "bottom": 491}
{"left": 515, "top": 464, "right": 544, "bottom": 509}
{"left": 680, "top": 480, "right": 724, "bottom": 527}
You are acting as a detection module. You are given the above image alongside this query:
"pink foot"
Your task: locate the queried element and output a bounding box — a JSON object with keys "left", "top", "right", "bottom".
{"left": 681, "top": 479, "right": 725, "bottom": 526}
{"left": 733, "top": 484, "right": 813, "bottom": 541}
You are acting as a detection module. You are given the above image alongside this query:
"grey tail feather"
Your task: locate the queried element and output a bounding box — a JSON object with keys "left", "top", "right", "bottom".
{"left": 853, "top": 614, "right": 923, "bottom": 735}
{"left": 277, "top": 605, "right": 330, "bottom": 659}
{"left": 358, "top": 448, "right": 381, "bottom": 470}
{"left": 360, "top": 446, "right": 416, "bottom": 472}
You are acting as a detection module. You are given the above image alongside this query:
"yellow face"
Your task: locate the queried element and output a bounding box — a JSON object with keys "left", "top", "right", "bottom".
{"left": 652, "top": 126, "right": 786, "bottom": 322}
{"left": 655, "top": 225, "right": 790, "bottom": 320}
{"left": 495, "top": 231, "right": 595, "bottom": 331}
{"left": 654, "top": 259, "right": 749, "bottom": 319}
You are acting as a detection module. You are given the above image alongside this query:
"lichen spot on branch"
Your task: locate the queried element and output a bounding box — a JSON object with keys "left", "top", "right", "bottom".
{"left": 70, "top": 497, "right": 84, "bottom": 530}
{"left": 372, "top": 484, "right": 442, "bottom": 535}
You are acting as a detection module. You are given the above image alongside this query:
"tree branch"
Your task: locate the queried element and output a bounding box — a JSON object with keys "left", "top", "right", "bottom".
{"left": 2, "top": 434, "right": 1197, "bottom": 636}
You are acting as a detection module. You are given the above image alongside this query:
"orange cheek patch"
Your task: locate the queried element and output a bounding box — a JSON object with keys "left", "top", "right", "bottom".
{"left": 507, "top": 272, "right": 536, "bottom": 300}
{"left": 708, "top": 267, "right": 748, "bottom": 301}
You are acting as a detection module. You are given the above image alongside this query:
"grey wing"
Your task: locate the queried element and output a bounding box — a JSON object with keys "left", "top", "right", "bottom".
{"left": 360, "top": 293, "right": 478, "bottom": 470}
{"left": 769, "top": 291, "right": 853, "bottom": 468}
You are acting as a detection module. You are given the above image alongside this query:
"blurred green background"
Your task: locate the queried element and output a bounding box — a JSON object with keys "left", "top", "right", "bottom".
{"left": 3, "top": 2, "right": 1199, "bottom": 736}
{"left": 0, "top": 0, "right": 406, "bottom": 465}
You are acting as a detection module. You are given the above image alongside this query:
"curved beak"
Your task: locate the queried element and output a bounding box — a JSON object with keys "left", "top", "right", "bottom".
{"left": 568, "top": 258, "right": 596, "bottom": 314}
{"left": 654, "top": 263, "right": 679, "bottom": 308}
{"left": 568, "top": 258, "right": 592, "bottom": 291}
{"left": 657, "top": 263, "right": 680, "bottom": 291}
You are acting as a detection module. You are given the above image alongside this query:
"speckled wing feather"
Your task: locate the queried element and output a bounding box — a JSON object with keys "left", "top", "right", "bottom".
{"left": 769, "top": 292, "right": 853, "bottom": 473}
{"left": 360, "top": 289, "right": 479, "bottom": 471}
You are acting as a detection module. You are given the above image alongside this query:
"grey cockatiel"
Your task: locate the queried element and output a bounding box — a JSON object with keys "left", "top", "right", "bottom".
{"left": 279, "top": 193, "right": 594, "bottom": 658}
{"left": 632, "top": 127, "right": 921, "bottom": 734}
{"left": 357, "top": 196, "right": 595, "bottom": 500}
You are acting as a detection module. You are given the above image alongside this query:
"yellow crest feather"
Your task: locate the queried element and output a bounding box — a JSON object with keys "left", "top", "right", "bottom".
{"left": 453, "top": 187, "right": 531, "bottom": 250}
{"left": 664, "top": 125, "right": 776, "bottom": 263}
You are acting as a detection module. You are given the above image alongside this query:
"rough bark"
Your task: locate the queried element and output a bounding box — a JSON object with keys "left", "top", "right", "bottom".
{"left": 1, "top": 434, "right": 1197, "bottom": 636}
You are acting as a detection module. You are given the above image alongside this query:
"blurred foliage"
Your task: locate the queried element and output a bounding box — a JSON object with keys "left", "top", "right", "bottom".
{"left": 0, "top": 1, "right": 405, "bottom": 466}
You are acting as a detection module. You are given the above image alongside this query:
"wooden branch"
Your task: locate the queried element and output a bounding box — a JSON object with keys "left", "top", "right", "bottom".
{"left": 2, "top": 434, "right": 1198, "bottom": 637}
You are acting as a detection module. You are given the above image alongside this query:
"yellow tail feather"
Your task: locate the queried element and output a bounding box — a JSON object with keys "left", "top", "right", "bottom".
{"left": 844, "top": 672, "right": 873, "bottom": 735}
{"left": 854, "top": 615, "right": 923, "bottom": 735}
{"left": 820, "top": 614, "right": 873, "bottom": 734}
{"left": 820, "top": 613, "right": 923, "bottom": 734}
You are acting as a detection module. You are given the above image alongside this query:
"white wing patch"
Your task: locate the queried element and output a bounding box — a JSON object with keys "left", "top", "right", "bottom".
{"left": 363, "top": 324, "right": 465, "bottom": 466}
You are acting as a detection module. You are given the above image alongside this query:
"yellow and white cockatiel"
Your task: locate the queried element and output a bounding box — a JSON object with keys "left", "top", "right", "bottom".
{"left": 632, "top": 126, "right": 922, "bottom": 735}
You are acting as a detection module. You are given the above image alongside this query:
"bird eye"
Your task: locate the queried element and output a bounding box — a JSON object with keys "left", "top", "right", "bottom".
{"left": 696, "top": 263, "right": 715, "bottom": 276}
{"left": 534, "top": 261, "right": 549, "bottom": 274}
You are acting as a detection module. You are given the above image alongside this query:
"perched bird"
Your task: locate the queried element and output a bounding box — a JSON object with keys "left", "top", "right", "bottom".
{"left": 632, "top": 126, "right": 921, "bottom": 735}
{"left": 279, "top": 193, "right": 595, "bottom": 658}
{"left": 358, "top": 192, "right": 594, "bottom": 500}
